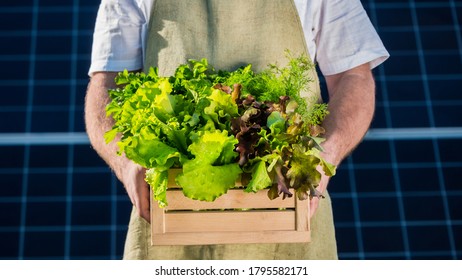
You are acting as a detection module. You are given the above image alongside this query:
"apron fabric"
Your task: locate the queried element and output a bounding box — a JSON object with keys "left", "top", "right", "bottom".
{"left": 123, "top": 0, "right": 337, "bottom": 260}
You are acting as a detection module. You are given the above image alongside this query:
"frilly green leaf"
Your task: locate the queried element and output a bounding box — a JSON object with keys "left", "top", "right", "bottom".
{"left": 177, "top": 163, "right": 241, "bottom": 202}
{"left": 145, "top": 168, "right": 168, "bottom": 208}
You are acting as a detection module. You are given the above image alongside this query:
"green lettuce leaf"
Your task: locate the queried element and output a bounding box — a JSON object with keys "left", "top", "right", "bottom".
{"left": 307, "top": 148, "right": 337, "bottom": 177}
{"left": 145, "top": 168, "right": 168, "bottom": 208}
{"left": 267, "top": 111, "right": 286, "bottom": 134}
{"left": 176, "top": 130, "right": 241, "bottom": 201}
{"left": 245, "top": 160, "right": 273, "bottom": 193}
{"left": 188, "top": 130, "right": 238, "bottom": 165}
{"left": 124, "top": 128, "right": 182, "bottom": 169}
{"left": 203, "top": 89, "right": 239, "bottom": 129}
{"left": 177, "top": 163, "right": 241, "bottom": 201}
{"left": 152, "top": 78, "right": 176, "bottom": 122}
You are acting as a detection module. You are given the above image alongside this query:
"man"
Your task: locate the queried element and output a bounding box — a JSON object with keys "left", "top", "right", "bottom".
{"left": 85, "top": 0, "right": 389, "bottom": 259}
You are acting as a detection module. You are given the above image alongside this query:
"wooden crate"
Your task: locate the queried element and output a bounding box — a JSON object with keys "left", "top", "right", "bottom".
{"left": 150, "top": 169, "right": 310, "bottom": 246}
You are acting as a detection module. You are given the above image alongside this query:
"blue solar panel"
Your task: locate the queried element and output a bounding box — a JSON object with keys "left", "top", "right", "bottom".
{"left": 0, "top": 0, "right": 461, "bottom": 260}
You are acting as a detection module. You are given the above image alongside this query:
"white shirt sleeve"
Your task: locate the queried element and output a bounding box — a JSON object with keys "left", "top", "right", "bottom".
{"left": 297, "top": 0, "right": 389, "bottom": 76}
{"left": 88, "top": 0, "right": 150, "bottom": 76}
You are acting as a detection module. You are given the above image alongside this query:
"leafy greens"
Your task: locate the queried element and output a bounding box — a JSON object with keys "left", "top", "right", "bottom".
{"left": 105, "top": 53, "right": 336, "bottom": 207}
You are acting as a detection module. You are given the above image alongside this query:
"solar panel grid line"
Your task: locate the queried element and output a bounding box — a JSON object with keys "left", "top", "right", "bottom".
{"left": 0, "top": 106, "right": 82, "bottom": 112}
{"left": 344, "top": 162, "right": 461, "bottom": 170}
{"left": 380, "top": 27, "right": 456, "bottom": 34}
{"left": 0, "top": 5, "right": 97, "bottom": 13}
{"left": 17, "top": 0, "right": 39, "bottom": 260}
{"left": 63, "top": 0, "right": 81, "bottom": 260}
{"left": 409, "top": 0, "right": 458, "bottom": 260}
{"left": 449, "top": 0, "right": 462, "bottom": 73}
{"left": 433, "top": 142, "right": 458, "bottom": 259}
{"left": 1, "top": 224, "right": 127, "bottom": 233}
{"left": 0, "top": 195, "right": 127, "bottom": 204}
{"left": 344, "top": 156, "right": 366, "bottom": 259}
{"left": 3, "top": 225, "right": 128, "bottom": 232}
{"left": 367, "top": 0, "right": 412, "bottom": 259}
{"left": 367, "top": 127, "right": 462, "bottom": 140}
{"left": 378, "top": 74, "right": 462, "bottom": 81}
{"left": 0, "top": 79, "right": 88, "bottom": 87}
{"left": 335, "top": 220, "right": 462, "bottom": 228}
{"left": 65, "top": 145, "right": 75, "bottom": 260}
{"left": 332, "top": 190, "right": 462, "bottom": 199}
{"left": 375, "top": 1, "right": 461, "bottom": 8}
{"left": 0, "top": 167, "right": 111, "bottom": 175}
{"left": 339, "top": 251, "right": 406, "bottom": 259}
{"left": 407, "top": 1, "right": 434, "bottom": 128}
{"left": 0, "top": 30, "right": 94, "bottom": 37}
{"left": 381, "top": 100, "right": 462, "bottom": 108}
{"left": 0, "top": 54, "right": 91, "bottom": 62}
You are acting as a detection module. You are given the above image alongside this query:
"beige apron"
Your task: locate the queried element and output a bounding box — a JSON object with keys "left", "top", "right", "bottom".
{"left": 123, "top": 0, "right": 338, "bottom": 260}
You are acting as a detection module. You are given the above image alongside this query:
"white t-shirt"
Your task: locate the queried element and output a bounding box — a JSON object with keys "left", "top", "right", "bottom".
{"left": 89, "top": 0, "right": 389, "bottom": 76}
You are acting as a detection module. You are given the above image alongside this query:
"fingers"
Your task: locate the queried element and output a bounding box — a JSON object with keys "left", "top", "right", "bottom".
{"left": 309, "top": 172, "right": 329, "bottom": 218}
{"left": 135, "top": 178, "right": 151, "bottom": 223}
{"left": 123, "top": 163, "right": 151, "bottom": 223}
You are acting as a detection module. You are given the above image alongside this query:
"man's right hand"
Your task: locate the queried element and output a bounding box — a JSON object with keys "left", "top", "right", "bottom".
{"left": 120, "top": 160, "right": 151, "bottom": 223}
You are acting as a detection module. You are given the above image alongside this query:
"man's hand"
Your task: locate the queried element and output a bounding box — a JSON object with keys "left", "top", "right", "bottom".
{"left": 121, "top": 161, "right": 151, "bottom": 222}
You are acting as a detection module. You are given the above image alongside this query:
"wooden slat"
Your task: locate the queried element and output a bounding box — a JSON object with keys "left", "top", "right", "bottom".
{"left": 164, "top": 210, "right": 295, "bottom": 233}
{"left": 151, "top": 200, "right": 166, "bottom": 234}
{"left": 165, "top": 189, "right": 295, "bottom": 210}
{"left": 152, "top": 231, "right": 310, "bottom": 246}
{"left": 295, "top": 197, "right": 310, "bottom": 232}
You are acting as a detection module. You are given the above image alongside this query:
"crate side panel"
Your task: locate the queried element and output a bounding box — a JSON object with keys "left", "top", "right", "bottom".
{"left": 164, "top": 210, "right": 296, "bottom": 233}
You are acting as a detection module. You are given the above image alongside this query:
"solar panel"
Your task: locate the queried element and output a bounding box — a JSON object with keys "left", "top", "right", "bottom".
{"left": 0, "top": 0, "right": 460, "bottom": 260}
